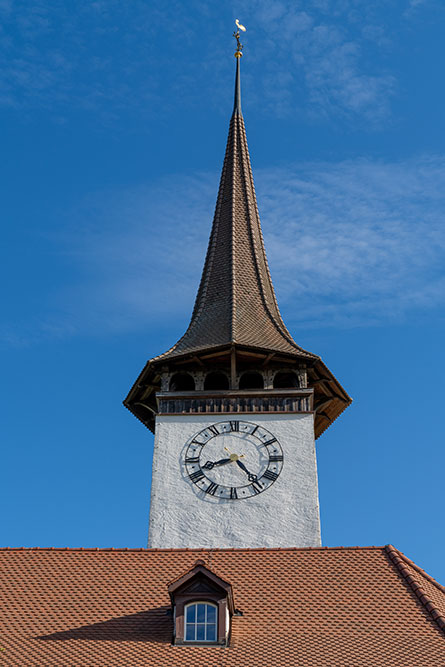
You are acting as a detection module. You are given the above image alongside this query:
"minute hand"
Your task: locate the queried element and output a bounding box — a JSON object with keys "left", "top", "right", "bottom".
{"left": 236, "top": 459, "right": 257, "bottom": 482}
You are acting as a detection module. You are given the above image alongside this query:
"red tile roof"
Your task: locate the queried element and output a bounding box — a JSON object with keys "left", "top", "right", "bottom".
{"left": 1, "top": 545, "right": 444, "bottom": 665}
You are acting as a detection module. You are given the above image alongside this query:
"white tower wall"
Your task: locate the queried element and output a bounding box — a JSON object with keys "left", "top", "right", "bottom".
{"left": 148, "top": 413, "right": 321, "bottom": 549}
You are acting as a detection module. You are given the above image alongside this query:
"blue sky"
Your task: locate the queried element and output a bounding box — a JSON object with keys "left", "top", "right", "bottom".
{"left": 2, "top": 1, "right": 445, "bottom": 582}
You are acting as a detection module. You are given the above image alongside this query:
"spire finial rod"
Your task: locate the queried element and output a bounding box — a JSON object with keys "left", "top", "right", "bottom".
{"left": 233, "top": 20, "right": 246, "bottom": 114}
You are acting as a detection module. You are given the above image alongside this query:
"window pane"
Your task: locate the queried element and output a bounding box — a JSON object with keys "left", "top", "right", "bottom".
{"left": 206, "top": 605, "right": 216, "bottom": 623}
{"left": 197, "top": 604, "right": 206, "bottom": 623}
{"left": 186, "top": 624, "right": 195, "bottom": 641}
{"left": 186, "top": 605, "right": 196, "bottom": 623}
{"left": 196, "top": 624, "right": 205, "bottom": 641}
{"left": 206, "top": 623, "right": 216, "bottom": 641}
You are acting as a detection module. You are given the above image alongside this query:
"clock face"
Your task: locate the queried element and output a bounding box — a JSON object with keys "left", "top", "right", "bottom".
{"left": 184, "top": 420, "right": 284, "bottom": 500}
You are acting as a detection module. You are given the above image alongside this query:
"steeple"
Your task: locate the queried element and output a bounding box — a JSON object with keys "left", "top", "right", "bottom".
{"left": 124, "top": 35, "right": 351, "bottom": 439}
{"left": 151, "top": 46, "right": 315, "bottom": 362}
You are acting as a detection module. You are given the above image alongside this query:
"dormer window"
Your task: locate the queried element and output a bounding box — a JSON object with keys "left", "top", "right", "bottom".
{"left": 168, "top": 561, "right": 235, "bottom": 645}
{"left": 185, "top": 602, "right": 217, "bottom": 642}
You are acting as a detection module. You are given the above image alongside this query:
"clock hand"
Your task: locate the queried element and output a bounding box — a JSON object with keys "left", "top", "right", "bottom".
{"left": 236, "top": 459, "right": 249, "bottom": 473}
{"left": 202, "top": 458, "right": 231, "bottom": 470}
{"left": 214, "top": 457, "right": 232, "bottom": 466}
{"left": 236, "top": 459, "right": 257, "bottom": 482}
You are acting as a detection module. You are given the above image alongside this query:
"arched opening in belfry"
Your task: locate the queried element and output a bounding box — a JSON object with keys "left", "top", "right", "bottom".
{"left": 273, "top": 371, "right": 299, "bottom": 389}
{"left": 239, "top": 372, "right": 264, "bottom": 390}
{"left": 169, "top": 373, "right": 195, "bottom": 392}
{"left": 204, "top": 372, "right": 229, "bottom": 390}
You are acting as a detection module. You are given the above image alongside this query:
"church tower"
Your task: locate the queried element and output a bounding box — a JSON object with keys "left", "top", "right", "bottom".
{"left": 124, "top": 37, "right": 351, "bottom": 549}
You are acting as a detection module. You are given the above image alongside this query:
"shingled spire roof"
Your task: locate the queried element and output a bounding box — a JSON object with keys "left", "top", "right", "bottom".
{"left": 157, "top": 56, "right": 316, "bottom": 362}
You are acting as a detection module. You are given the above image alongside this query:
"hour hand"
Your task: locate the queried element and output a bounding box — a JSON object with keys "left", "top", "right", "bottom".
{"left": 214, "top": 457, "right": 232, "bottom": 466}
{"left": 203, "top": 458, "right": 231, "bottom": 470}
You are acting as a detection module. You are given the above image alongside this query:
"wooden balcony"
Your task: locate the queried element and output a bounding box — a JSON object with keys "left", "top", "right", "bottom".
{"left": 156, "top": 388, "right": 314, "bottom": 417}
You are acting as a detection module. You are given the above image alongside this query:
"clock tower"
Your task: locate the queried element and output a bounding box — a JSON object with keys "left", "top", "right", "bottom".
{"left": 124, "top": 42, "right": 351, "bottom": 549}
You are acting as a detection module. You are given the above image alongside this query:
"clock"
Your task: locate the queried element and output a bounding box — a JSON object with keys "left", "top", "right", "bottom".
{"left": 184, "top": 420, "right": 284, "bottom": 500}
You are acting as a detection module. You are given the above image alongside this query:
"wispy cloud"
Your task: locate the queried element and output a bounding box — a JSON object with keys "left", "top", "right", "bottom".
{"left": 235, "top": 0, "right": 396, "bottom": 121}
{"left": 4, "top": 153, "right": 444, "bottom": 346}
{"left": 408, "top": 0, "right": 427, "bottom": 7}
{"left": 0, "top": 0, "right": 419, "bottom": 123}
{"left": 258, "top": 156, "right": 445, "bottom": 327}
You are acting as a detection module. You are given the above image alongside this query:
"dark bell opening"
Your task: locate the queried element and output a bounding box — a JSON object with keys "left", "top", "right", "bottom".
{"left": 273, "top": 372, "right": 299, "bottom": 389}
{"left": 239, "top": 372, "right": 264, "bottom": 390}
{"left": 169, "top": 373, "right": 195, "bottom": 392}
{"left": 204, "top": 372, "right": 229, "bottom": 390}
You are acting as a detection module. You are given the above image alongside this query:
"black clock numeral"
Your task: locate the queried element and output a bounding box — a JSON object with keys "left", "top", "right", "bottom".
{"left": 189, "top": 470, "right": 205, "bottom": 482}
{"left": 208, "top": 425, "right": 219, "bottom": 436}
{"left": 263, "top": 437, "right": 277, "bottom": 446}
{"left": 185, "top": 456, "right": 200, "bottom": 464}
{"left": 250, "top": 480, "right": 263, "bottom": 495}
{"left": 206, "top": 482, "right": 219, "bottom": 496}
{"left": 230, "top": 420, "right": 239, "bottom": 432}
{"left": 230, "top": 487, "right": 238, "bottom": 499}
{"left": 269, "top": 454, "right": 283, "bottom": 462}
{"left": 250, "top": 425, "right": 259, "bottom": 435}
{"left": 263, "top": 469, "right": 279, "bottom": 481}
{"left": 191, "top": 439, "right": 204, "bottom": 446}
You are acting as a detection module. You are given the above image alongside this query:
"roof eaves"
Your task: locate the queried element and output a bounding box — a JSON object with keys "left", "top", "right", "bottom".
{"left": 0, "top": 545, "right": 386, "bottom": 553}
{"left": 315, "top": 398, "right": 350, "bottom": 439}
{"left": 385, "top": 544, "right": 445, "bottom": 636}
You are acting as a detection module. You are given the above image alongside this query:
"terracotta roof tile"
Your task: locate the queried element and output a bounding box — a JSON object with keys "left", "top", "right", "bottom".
{"left": 385, "top": 545, "right": 445, "bottom": 632}
{"left": 0, "top": 546, "right": 444, "bottom": 665}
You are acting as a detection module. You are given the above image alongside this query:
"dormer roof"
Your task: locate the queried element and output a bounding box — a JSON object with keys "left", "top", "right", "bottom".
{"left": 167, "top": 561, "right": 235, "bottom": 614}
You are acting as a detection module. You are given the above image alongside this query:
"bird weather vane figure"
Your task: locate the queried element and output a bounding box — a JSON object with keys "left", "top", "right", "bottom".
{"left": 233, "top": 19, "right": 246, "bottom": 57}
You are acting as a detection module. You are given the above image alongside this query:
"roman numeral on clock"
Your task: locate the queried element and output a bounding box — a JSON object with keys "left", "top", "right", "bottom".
{"left": 230, "top": 487, "right": 238, "bottom": 499}
{"left": 263, "top": 437, "right": 277, "bottom": 446}
{"left": 263, "top": 469, "right": 279, "bottom": 481}
{"left": 185, "top": 457, "right": 200, "bottom": 464}
{"left": 250, "top": 480, "right": 263, "bottom": 495}
{"left": 189, "top": 470, "right": 205, "bottom": 482}
{"left": 208, "top": 425, "right": 219, "bottom": 436}
{"left": 269, "top": 454, "right": 283, "bottom": 462}
{"left": 206, "top": 482, "right": 219, "bottom": 496}
{"left": 230, "top": 420, "right": 239, "bottom": 432}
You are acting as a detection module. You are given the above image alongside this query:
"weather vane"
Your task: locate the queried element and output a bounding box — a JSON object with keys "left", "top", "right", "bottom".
{"left": 233, "top": 19, "right": 246, "bottom": 58}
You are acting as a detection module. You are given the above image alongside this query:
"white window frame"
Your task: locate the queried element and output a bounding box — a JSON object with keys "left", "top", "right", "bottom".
{"left": 184, "top": 601, "right": 218, "bottom": 643}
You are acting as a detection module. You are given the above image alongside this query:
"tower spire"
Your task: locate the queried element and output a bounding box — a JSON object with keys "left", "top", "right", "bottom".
{"left": 151, "top": 25, "right": 313, "bottom": 360}
{"left": 124, "top": 27, "right": 351, "bottom": 439}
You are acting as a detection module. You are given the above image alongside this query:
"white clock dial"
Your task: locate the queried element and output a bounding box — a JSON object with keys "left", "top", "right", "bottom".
{"left": 184, "top": 420, "right": 284, "bottom": 500}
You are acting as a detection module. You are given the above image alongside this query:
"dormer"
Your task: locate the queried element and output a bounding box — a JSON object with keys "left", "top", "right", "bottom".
{"left": 168, "top": 561, "right": 235, "bottom": 645}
